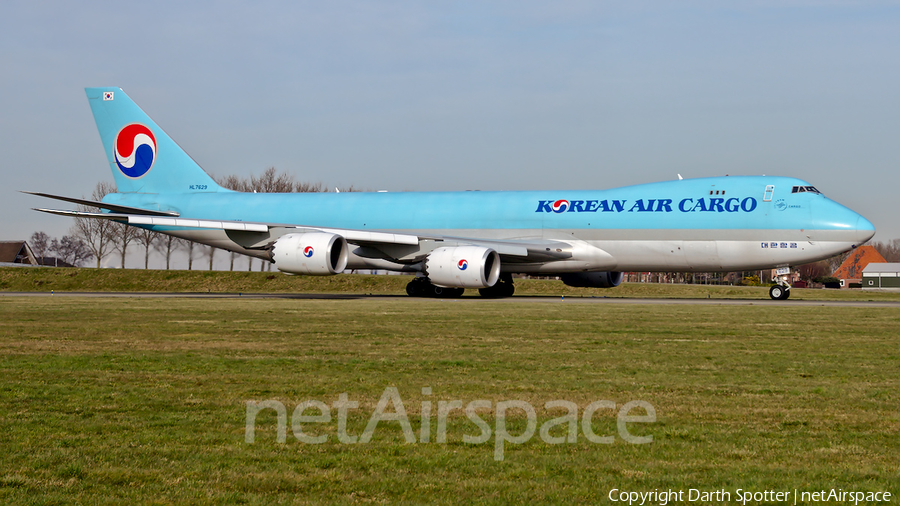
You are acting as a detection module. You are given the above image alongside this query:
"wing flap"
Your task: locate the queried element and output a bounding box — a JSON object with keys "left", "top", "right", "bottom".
{"left": 128, "top": 215, "right": 269, "bottom": 232}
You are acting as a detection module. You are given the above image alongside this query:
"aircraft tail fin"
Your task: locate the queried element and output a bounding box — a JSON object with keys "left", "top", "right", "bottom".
{"left": 85, "top": 87, "right": 225, "bottom": 194}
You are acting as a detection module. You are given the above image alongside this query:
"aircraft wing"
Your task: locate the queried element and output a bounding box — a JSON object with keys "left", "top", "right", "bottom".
{"left": 32, "top": 207, "right": 574, "bottom": 262}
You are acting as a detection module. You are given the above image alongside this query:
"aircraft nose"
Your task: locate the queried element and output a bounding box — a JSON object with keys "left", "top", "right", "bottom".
{"left": 855, "top": 214, "right": 876, "bottom": 244}
{"left": 811, "top": 198, "right": 875, "bottom": 246}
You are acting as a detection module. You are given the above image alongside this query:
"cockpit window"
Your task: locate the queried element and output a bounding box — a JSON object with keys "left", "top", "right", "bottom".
{"left": 791, "top": 185, "right": 821, "bottom": 194}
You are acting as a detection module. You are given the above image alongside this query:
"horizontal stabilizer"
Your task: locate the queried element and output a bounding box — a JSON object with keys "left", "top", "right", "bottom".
{"left": 23, "top": 191, "right": 179, "bottom": 217}
{"left": 33, "top": 208, "right": 131, "bottom": 220}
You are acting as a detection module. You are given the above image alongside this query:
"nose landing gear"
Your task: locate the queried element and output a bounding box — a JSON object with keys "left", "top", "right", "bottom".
{"left": 769, "top": 275, "right": 791, "bottom": 300}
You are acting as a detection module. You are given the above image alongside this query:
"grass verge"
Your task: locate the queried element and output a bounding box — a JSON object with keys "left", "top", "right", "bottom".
{"left": 0, "top": 296, "right": 898, "bottom": 503}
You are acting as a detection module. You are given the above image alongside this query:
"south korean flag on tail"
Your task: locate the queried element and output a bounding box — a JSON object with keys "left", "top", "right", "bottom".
{"left": 103, "top": 91, "right": 114, "bottom": 101}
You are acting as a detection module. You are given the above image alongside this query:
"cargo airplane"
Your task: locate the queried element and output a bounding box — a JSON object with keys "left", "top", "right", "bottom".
{"left": 28, "top": 87, "right": 875, "bottom": 300}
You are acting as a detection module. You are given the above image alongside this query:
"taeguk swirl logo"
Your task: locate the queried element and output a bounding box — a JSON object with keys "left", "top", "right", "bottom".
{"left": 458, "top": 259, "right": 468, "bottom": 270}
{"left": 551, "top": 199, "right": 570, "bottom": 213}
{"left": 114, "top": 124, "right": 157, "bottom": 178}
{"left": 304, "top": 246, "right": 314, "bottom": 258}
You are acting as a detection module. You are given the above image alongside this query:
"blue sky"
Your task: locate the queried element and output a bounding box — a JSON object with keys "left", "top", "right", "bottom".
{"left": 3, "top": 1, "right": 899, "bottom": 246}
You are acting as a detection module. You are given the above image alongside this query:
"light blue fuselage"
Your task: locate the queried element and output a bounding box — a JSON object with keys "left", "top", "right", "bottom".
{"left": 105, "top": 175, "right": 874, "bottom": 273}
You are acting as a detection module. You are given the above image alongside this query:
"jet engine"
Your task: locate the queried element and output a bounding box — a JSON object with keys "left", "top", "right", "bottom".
{"left": 426, "top": 246, "right": 501, "bottom": 288}
{"left": 271, "top": 232, "right": 349, "bottom": 275}
{"left": 559, "top": 271, "right": 624, "bottom": 288}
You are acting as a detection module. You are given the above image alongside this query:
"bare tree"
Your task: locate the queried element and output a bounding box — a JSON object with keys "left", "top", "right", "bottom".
{"left": 73, "top": 181, "right": 117, "bottom": 268}
{"left": 889, "top": 239, "right": 900, "bottom": 262}
{"left": 68, "top": 236, "right": 94, "bottom": 266}
{"left": 214, "top": 167, "right": 325, "bottom": 193}
{"left": 49, "top": 238, "right": 59, "bottom": 266}
{"left": 297, "top": 181, "right": 324, "bottom": 192}
{"left": 110, "top": 221, "right": 139, "bottom": 269}
{"left": 244, "top": 254, "right": 269, "bottom": 271}
{"left": 153, "top": 234, "right": 179, "bottom": 270}
{"left": 871, "top": 239, "right": 900, "bottom": 262}
{"left": 180, "top": 239, "right": 198, "bottom": 270}
{"left": 215, "top": 174, "right": 249, "bottom": 192}
{"left": 250, "top": 167, "right": 295, "bottom": 193}
{"left": 824, "top": 248, "right": 852, "bottom": 275}
{"left": 135, "top": 228, "right": 161, "bottom": 269}
{"left": 53, "top": 234, "right": 93, "bottom": 266}
{"left": 797, "top": 261, "right": 829, "bottom": 282}
{"left": 200, "top": 244, "right": 217, "bottom": 270}
{"left": 30, "top": 231, "right": 50, "bottom": 265}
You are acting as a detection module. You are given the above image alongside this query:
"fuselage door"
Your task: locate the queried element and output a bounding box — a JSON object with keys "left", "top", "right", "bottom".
{"left": 763, "top": 185, "right": 775, "bottom": 202}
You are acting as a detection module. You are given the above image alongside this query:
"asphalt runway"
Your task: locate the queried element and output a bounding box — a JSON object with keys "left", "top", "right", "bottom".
{"left": 2, "top": 291, "right": 899, "bottom": 308}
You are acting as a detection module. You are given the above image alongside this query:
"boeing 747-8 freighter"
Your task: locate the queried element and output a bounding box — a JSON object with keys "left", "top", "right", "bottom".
{"left": 29, "top": 88, "right": 875, "bottom": 300}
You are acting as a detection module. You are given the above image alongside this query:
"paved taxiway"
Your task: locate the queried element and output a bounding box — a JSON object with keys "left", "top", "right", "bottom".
{"left": 2, "top": 291, "right": 899, "bottom": 308}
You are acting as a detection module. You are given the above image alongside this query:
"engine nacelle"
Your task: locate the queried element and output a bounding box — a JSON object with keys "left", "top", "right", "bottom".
{"left": 426, "top": 246, "right": 501, "bottom": 288}
{"left": 271, "top": 232, "right": 349, "bottom": 275}
{"left": 560, "top": 271, "right": 624, "bottom": 288}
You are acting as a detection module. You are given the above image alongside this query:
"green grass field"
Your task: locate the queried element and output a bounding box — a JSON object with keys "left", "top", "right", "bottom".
{"left": 1, "top": 293, "right": 898, "bottom": 504}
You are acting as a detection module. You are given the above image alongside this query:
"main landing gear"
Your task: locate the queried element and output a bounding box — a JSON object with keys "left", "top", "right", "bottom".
{"left": 405, "top": 277, "right": 464, "bottom": 298}
{"left": 477, "top": 273, "right": 515, "bottom": 298}
{"left": 405, "top": 273, "right": 516, "bottom": 298}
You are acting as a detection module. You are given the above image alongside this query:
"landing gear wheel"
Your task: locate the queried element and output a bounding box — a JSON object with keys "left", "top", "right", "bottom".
{"left": 769, "top": 285, "right": 790, "bottom": 300}
{"left": 406, "top": 277, "right": 429, "bottom": 297}
{"left": 478, "top": 274, "right": 515, "bottom": 298}
{"left": 406, "top": 278, "right": 464, "bottom": 298}
{"left": 406, "top": 282, "right": 419, "bottom": 297}
{"left": 429, "top": 284, "right": 464, "bottom": 298}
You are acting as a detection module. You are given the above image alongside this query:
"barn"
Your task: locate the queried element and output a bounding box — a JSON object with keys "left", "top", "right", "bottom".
{"left": 833, "top": 245, "right": 886, "bottom": 288}
{"left": 0, "top": 241, "right": 38, "bottom": 266}
{"left": 862, "top": 263, "right": 900, "bottom": 290}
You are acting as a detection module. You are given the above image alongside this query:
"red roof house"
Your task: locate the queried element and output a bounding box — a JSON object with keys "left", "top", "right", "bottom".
{"left": 833, "top": 246, "right": 886, "bottom": 287}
